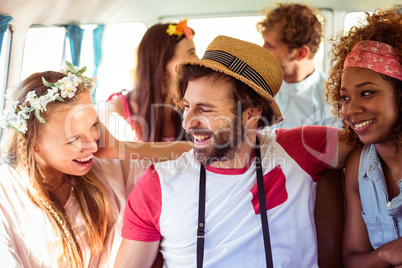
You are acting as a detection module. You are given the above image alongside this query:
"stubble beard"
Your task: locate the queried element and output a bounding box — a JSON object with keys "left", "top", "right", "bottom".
{"left": 193, "top": 114, "right": 245, "bottom": 166}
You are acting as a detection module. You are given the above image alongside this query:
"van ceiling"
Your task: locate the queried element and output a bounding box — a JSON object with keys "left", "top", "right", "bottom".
{"left": 0, "top": 0, "right": 400, "bottom": 30}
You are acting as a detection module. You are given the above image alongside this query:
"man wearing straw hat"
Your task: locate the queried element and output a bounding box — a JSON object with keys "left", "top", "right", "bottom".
{"left": 115, "top": 36, "right": 351, "bottom": 267}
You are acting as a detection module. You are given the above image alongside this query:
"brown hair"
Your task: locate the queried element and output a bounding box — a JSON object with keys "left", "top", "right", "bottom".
{"left": 130, "top": 23, "right": 194, "bottom": 141}
{"left": 326, "top": 8, "right": 402, "bottom": 151}
{"left": 5, "top": 71, "right": 111, "bottom": 267}
{"left": 171, "top": 64, "right": 275, "bottom": 129}
{"left": 257, "top": 3, "right": 323, "bottom": 58}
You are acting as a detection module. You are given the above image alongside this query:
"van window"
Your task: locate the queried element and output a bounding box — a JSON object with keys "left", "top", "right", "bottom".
{"left": 0, "top": 26, "right": 12, "bottom": 115}
{"left": 95, "top": 22, "right": 147, "bottom": 103}
{"left": 20, "top": 22, "right": 147, "bottom": 103}
{"left": 22, "top": 24, "right": 101, "bottom": 80}
{"left": 187, "top": 16, "right": 265, "bottom": 58}
{"left": 21, "top": 26, "right": 66, "bottom": 80}
{"left": 184, "top": 10, "right": 333, "bottom": 75}
{"left": 344, "top": 11, "right": 372, "bottom": 31}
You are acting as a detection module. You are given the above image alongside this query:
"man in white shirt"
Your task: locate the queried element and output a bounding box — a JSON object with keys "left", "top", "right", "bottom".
{"left": 257, "top": 3, "right": 337, "bottom": 128}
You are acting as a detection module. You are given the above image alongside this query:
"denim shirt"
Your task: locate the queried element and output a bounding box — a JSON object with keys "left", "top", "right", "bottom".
{"left": 358, "top": 144, "right": 402, "bottom": 249}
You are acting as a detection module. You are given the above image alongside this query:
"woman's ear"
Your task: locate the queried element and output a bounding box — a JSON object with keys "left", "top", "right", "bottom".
{"left": 33, "top": 143, "right": 40, "bottom": 153}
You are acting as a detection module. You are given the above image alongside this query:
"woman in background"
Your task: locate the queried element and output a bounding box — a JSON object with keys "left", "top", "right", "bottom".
{"left": 105, "top": 19, "right": 199, "bottom": 142}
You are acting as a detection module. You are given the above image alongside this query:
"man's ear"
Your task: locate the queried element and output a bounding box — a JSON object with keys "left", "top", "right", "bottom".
{"left": 242, "top": 107, "right": 262, "bottom": 124}
{"left": 295, "top": 45, "right": 310, "bottom": 60}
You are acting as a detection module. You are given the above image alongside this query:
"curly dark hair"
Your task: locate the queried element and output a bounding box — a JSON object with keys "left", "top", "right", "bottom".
{"left": 326, "top": 8, "right": 402, "bottom": 151}
{"left": 257, "top": 3, "right": 323, "bottom": 58}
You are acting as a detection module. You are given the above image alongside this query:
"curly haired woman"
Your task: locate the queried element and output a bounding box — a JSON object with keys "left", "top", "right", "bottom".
{"left": 326, "top": 8, "right": 402, "bottom": 267}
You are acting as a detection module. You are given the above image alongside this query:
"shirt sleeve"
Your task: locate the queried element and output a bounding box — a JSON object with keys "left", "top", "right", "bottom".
{"left": 121, "top": 164, "right": 162, "bottom": 241}
{"left": 275, "top": 126, "right": 338, "bottom": 181}
{"left": 0, "top": 206, "right": 24, "bottom": 268}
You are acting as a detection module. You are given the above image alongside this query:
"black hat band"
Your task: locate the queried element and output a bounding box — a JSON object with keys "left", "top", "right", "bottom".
{"left": 202, "top": 50, "right": 273, "bottom": 97}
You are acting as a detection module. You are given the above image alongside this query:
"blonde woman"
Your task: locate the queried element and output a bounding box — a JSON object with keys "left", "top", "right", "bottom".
{"left": 0, "top": 63, "right": 191, "bottom": 267}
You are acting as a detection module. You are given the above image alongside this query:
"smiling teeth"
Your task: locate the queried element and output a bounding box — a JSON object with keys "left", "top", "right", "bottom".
{"left": 193, "top": 134, "right": 211, "bottom": 141}
{"left": 75, "top": 155, "right": 93, "bottom": 162}
{"left": 355, "top": 120, "right": 373, "bottom": 129}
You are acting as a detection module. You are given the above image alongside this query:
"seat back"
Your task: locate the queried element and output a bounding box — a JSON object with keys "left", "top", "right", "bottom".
{"left": 314, "top": 169, "right": 345, "bottom": 268}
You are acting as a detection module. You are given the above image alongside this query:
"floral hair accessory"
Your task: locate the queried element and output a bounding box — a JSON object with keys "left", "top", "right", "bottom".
{"left": 0, "top": 61, "right": 95, "bottom": 134}
{"left": 166, "top": 19, "right": 194, "bottom": 40}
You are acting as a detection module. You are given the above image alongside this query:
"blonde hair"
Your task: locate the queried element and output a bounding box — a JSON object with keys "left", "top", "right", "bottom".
{"left": 6, "top": 71, "right": 110, "bottom": 267}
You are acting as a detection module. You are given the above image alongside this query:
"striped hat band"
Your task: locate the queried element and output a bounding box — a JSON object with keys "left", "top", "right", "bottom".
{"left": 202, "top": 50, "right": 273, "bottom": 97}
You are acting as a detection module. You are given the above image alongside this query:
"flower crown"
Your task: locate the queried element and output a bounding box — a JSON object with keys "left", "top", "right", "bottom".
{"left": 166, "top": 19, "right": 194, "bottom": 40}
{"left": 0, "top": 61, "right": 94, "bottom": 134}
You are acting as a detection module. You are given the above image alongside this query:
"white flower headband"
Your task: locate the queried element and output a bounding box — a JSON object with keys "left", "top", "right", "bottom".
{"left": 0, "top": 61, "right": 95, "bottom": 134}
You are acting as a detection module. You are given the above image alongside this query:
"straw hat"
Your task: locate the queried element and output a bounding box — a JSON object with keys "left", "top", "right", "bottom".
{"left": 178, "top": 35, "right": 283, "bottom": 125}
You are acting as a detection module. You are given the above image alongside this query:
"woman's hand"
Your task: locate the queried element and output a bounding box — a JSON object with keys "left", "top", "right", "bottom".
{"left": 378, "top": 237, "right": 402, "bottom": 266}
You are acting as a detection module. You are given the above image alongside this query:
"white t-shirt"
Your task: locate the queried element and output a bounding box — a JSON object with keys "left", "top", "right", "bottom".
{"left": 271, "top": 69, "right": 339, "bottom": 129}
{"left": 0, "top": 158, "right": 137, "bottom": 268}
{"left": 122, "top": 126, "right": 338, "bottom": 268}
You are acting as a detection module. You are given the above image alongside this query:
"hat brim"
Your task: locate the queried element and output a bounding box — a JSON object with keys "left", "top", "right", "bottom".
{"left": 177, "top": 59, "right": 283, "bottom": 126}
